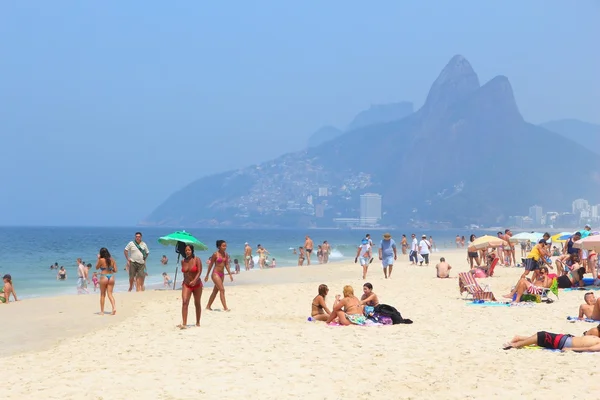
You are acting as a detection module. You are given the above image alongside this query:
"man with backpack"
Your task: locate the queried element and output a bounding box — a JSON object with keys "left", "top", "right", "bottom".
{"left": 124, "top": 231, "right": 150, "bottom": 292}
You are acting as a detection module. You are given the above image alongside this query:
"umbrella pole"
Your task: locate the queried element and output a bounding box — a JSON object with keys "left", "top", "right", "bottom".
{"left": 172, "top": 254, "right": 181, "bottom": 290}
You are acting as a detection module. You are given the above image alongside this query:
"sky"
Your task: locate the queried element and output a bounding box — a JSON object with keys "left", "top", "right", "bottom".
{"left": 0, "top": 0, "right": 598, "bottom": 226}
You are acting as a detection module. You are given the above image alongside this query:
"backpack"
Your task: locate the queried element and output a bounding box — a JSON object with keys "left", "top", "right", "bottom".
{"left": 374, "top": 304, "right": 413, "bottom": 325}
{"left": 175, "top": 241, "right": 187, "bottom": 262}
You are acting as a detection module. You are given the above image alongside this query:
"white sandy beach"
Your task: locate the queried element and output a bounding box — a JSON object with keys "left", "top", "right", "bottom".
{"left": 2, "top": 249, "right": 600, "bottom": 399}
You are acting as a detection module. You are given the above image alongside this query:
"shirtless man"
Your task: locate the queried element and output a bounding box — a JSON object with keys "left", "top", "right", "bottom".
{"left": 321, "top": 241, "right": 330, "bottom": 264}
{"left": 504, "top": 331, "right": 600, "bottom": 352}
{"left": 256, "top": 244, "right": 268, "bottom": 269}
{"left": 244, "top": 242, "right": 252, "bottom": 270}
{"left": 304, "top": 236, "right": 314, "bottom": 265}
{"left": 503, "top": 229, "right": 515, "bottom": 266}
{"left": 435, "top": 257, "right": 452, "bottom": 278}
{"left": 585, "top": 294, "right": 600, "bottom": 321}
{"left": 578, "top": 292, "right": 597, "bottom": 320}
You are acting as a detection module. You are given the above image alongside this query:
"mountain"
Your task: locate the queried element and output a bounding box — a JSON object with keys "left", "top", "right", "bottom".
{"left": 306, "top": 102, "right": 414, "bottom": 148}
{"left": 307, "top": 126, "right": 343, "bottom": 148}
{"left": 346, "top": 102, "right": 414, "bottom": 131}
{"left": 540, "top": 119, "right": 600, "bottom": 155}
{"left": 142, "top": 55, "right": 600, "bottom": 228}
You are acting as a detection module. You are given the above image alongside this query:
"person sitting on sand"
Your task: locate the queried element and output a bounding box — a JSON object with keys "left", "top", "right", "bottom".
{"left": 326, "top": 285, "right": 365, "bottom": 326}
{"left": 556, "top": 260, "right": 586, "bottom": 289}
{"left": 0, "top": 274, "right": 18, "bottom": 303}
{"left": 162, "top": 272, "right": 173, "bottom": 287}
{"left": 360, "top": 282, "right": 379, "bottom": 307}
{"left": 504, "top": 330, "right": 600, "bottom": 352}
{"left": 311, "top": 284, "right": 332, "bottom": 322}
{"left": 503, "top": 266, "right": 552, "bottom": 303}
{"left": 435, "top": 257, "right": 452, "bottom": 278}
{"left": 578, "top": 292, "right": 596, "bottom": 320}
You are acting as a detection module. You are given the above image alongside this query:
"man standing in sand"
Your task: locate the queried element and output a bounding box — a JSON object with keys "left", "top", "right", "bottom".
{"left": 304, "top": 236, "right": 314, "bottom": 265}
{"left": 124, "top": 231, "right": 149, "bottom": 292}
{"left": 379, "top": 233, "right": 397, "bottom": 279}
{"left": 244, "top": 242, "right": 252, "bottom": 270}
{"left": 322, "top": 241, "right": 330, "bottom": 264}
{"left": 76, "top": 258, "right": 89, "bottom": 294}
{"left": 503, "top": 229, "right": 515, "bottom": 266}
{"left": 409, "top": 234, "right": 418, "bottom": 265}
{"left": 435, "top": 257, "right": 452, "bottom": 278}
{"left": 418, "top": 235, "right": 431, "bottom": 266}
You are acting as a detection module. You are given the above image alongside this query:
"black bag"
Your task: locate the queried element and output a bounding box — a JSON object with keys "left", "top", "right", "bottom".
{"left": 175, "top": 241, "right": 187, "bottom": 262}
{"left": 374, "top": 304, "right": 413, "bottom": 325}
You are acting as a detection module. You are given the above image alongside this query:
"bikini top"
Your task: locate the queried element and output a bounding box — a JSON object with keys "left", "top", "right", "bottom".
{"left": 182, "top": 257, "right": 199, "bottom": 273}
{"left": 214, "top": 252, "right": 228, "bottom": 264}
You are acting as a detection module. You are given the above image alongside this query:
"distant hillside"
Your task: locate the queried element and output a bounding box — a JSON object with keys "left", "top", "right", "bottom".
{"left": 347, "top": 102, "right": 414, "bottom": 131}
{"left": 540, "top": 119, "right": 600, "bottom": 155}
{"left": 307, "top": 126, "right": 343, "bottom": 148}
{"left": 307, "top": 102, "right": 414, "bottom": 148}
{"left": 143, "top": 55, "right": 600, "bottom": 228}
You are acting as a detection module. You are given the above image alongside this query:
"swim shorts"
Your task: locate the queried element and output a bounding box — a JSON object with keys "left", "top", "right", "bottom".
{"left": 382, "top": 256, "right": 394, "bottom": 267}
{"left": 359, "top": 256, "right": 369, "bottom": 266}
{"left": 524, "top": 258, "right": 540, "bottom": 271}
{"left": 537, "top": 331, "right": 572, "bottom": 350}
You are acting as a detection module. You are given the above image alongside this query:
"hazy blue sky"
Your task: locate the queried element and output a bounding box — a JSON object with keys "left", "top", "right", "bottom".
{"left": 1, "top": 1, "right": 598, "bottom": 226}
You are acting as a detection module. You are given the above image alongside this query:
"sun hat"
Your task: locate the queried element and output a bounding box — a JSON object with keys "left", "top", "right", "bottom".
{"left": 383, "top": 233, "right": 392, "bottom": 239}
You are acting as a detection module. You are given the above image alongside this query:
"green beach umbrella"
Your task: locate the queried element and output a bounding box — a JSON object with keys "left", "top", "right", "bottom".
{"left": 158, "top": 231, "right": 208, "bottom": 251}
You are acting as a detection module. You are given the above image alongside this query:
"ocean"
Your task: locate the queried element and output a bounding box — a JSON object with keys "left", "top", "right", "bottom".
{"left": 0, "top": 227, "right": 478, "bottom": 299}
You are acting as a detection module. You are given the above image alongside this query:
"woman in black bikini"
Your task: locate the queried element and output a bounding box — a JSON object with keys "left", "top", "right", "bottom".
{"left": 467, "top": 234, "right": 481, "bottom": 269}
{"left": 95, "top": 247, "right": 117, "bottom": 315}
{"left": 360, "top": 282, "right": 380, "bottom": 307}
{"left": 179, "top": 244, "right": 203, "bottom": 329}
{"left": 311, "top": 284, "right": 331, "bottom": 321}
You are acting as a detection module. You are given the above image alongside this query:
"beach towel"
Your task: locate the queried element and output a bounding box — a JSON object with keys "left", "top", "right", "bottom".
{"left": 327, "top": 320, "right": 383, "bottom": 327}
{"left": 567, "top": 316, "right": 600, "bottom": 323}
{"left": 466, "top": 301, "right": 510, "bottom": 307}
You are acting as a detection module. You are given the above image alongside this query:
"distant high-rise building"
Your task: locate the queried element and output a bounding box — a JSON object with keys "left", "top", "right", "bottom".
{"left": 528, "top": 205, "right": 543, "bottom": 225}
{"left": 360, "top": 193, "right": 382, "bottom": 225}
{"left": 591, "top": 205, "right": 599, "bottom": 219}
{"left": 307, "top": 195, "right": 313, "bottom": 205}
{"left": 318, "top": 187, "right": 329, "bottom": 197}
{"left": 572, "top": 199, "right": 590, "bottom": 214}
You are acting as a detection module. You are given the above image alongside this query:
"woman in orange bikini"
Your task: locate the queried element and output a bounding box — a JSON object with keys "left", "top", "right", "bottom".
{"left": 204, "top": 240, "right": 233, "bottom": 311}
{"left": 178, "top": 244, "right": 203, "bottom": 329}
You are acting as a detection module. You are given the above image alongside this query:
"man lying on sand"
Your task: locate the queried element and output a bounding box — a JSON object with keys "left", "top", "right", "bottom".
{"left": 504, "top": 331, "right": 600, "bottom": 352}
{"left": 579, "top": 292, "right": 597, "bottom": 320}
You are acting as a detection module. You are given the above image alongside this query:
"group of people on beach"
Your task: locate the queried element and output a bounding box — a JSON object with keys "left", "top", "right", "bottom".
{"left": 310, "top": 282, "right": 379, "bottom": 325}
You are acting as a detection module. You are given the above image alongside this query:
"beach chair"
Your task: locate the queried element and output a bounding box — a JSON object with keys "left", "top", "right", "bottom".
{"left": 486, "top": 257, "right": 499, "bottom": 277}
{"left": 458, "top": 272, "right": 496, "bottom": 301}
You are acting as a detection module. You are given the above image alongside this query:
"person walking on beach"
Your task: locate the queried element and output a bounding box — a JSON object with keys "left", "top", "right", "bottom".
{"left": 0, "top": 274, "right": 18, "bottom": 303}
{"left": 298, "top": 247, "right": 306, "bottom": 266}
{"left": 400, "top": 235, "right": 408, "bottom": 255}
{"left": 179, "top": 244, "right": 203, "bottom": 329}
{"left": 244, "top": 242, "right": 252, "bottom": 270}
{"left": 124, "top": 232, "right": 149, "bottom": 292}
{"left": 379, "top": 233, "right": 397, "bottom": 279}
{"left": 409, "top": 234, "right": 418, "bottom": 265}
{"left": 96, "top": 247, "right": 117, "bottom": 315}
{"left": 205, "top": 240, "right": 233, "bottom": 311}
{"left": 76, "top": 258, "right": 89, "bottom": 294}
{"left": 304, "top": 236, "right": 314, "bottom": 265}
{"left": 419, "top": 235, "right": 431, "bottom": 266}
{"left": 355, "top": 239, "right": 371, "bottom": 279}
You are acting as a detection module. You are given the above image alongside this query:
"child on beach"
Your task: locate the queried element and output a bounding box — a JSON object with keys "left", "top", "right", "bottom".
{"left": 162, "top": 272, "right": 173, "bottom": 287}
{"left": 271, "top": 258, "right": 276, "bottom": 268}
{"left": 92, "top": 272, "right": 99, "bottom": 292}
{"left": 233, "top": 259, "right": 240, "bottom": 274}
